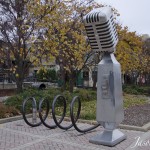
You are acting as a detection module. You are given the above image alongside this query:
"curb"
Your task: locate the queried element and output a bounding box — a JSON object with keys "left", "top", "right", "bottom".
{"left": 57, "top": 116, "right": 150, "bottom": 132}
{"left": 0, "top": 114, "right": 32, "bottom": 124}
{"left": 0, "top": 115, "right": 150, "bottom": 132}
{"left": 142, "top": 122, "right": 150, "bottom": 131}
{"left": 119, "top": 124, "right": 147, "bottom": 132}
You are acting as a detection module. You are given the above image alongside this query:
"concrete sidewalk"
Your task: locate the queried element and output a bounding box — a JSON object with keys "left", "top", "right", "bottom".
{"left": 0, "top": 120, "right": 150, "bottom": 150}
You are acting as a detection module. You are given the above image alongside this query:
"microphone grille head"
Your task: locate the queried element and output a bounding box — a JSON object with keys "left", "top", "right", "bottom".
{"left": 83, "top": 7, "right": 118, "bottom": 53}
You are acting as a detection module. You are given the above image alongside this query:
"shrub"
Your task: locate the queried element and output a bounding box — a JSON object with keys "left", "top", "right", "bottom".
{"left": 123, "top": 85, "right": 150, "bottom": 95}
{"left": 5, "top": 87, "right": 62, "bottom": 112}
{"left": 0, "top": 103, "right": 20, "bottom": 118}
{"left": 5, "top": 95, "right": 23, "bottom": 111}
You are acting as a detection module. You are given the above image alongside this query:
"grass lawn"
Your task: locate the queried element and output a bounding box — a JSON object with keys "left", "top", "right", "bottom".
{"left": 63, "top": 93, "right": 148, "bottom": 120}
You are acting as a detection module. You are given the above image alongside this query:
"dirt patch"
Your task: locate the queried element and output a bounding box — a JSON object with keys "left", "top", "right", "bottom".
{"left": 122, "top": 103, "right": 150, "bottom": 127}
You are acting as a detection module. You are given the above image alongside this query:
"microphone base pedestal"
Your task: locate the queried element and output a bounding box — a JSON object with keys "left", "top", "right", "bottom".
{"left": 89, "top": 129, "right": 126, "bottom": 147}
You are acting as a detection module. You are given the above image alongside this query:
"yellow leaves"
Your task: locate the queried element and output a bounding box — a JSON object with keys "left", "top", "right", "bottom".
{"left": 116, "top": 25, "right": 144, "bottom": 73}
{"left": 49, "top": 55, "right": 55, "bottom": 61}
{"left": 0, "top": 60, "right": 4, "bottom": 63}
{"left": 11, "top": 67, "right": 16, "bottom": 74}
{"left": 24, "top": 0, "right": 100, "bottom": 74}
{"left": 15, "top": 74, "right": 19, "bottom": 78}
{"left": 36, "top": 0, "right": 40, "bottom": 5}
{"left": 19, "top": 48, "right": 23, "bottom": 56}
{"left": 30, "top": 47, "right": 35, "bottom": 53}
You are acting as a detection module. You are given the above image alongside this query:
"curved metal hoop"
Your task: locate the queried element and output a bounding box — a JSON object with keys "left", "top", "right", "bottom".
{"left": 70, "top": 96, "right": 100, "bottom": 133}
{"left": 39, "top": 98, "right": 57, "bottom": 129}
{"left": 22, "top": 97, "right": 47, "bottom": 127}
{"left": 52, "top": 95, "right": 73, "bottom": 130}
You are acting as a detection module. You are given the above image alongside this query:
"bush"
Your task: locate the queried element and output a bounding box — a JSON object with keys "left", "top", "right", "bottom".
{"left": 5, "top": 87, "right": 61, "bottom": 112}
{"left": 5, "top": 88, "right": 97, "bottom": 112}
{"left": 5, "top": 95, "right": 23, "bottom": 111}
{"left": 0, "top": 103, "right": 20, "bottom": 118}
{"left": 123, "top": 85, "right": 150, "bottom": 95}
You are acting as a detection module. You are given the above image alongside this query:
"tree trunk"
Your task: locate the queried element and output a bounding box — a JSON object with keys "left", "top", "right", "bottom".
{"left": 15, "top": 60, "right": 24, "bottom": 93}
{"left": 69, "top": 73, "right": 75, "bottom": 93}
{"left": 92, "top": 71, "right": 97, "bottom": 90}
{"left": 60, "top": 63, "right": 66, "bottom": 92}
{"left": 16, "top": 78, "right": 23, "bottom": 93}
{"left": 92, "top": 77, "right": 97, "bottom": 90}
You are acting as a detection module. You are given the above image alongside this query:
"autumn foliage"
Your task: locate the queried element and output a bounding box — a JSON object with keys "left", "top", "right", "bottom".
{"left": 0, "top": 0, "right": 149, "bottom": 92}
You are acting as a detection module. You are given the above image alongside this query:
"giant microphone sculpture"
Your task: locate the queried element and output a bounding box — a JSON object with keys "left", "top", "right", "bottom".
{"left": 83, "top": 7, "right": 126, "bottom": 146}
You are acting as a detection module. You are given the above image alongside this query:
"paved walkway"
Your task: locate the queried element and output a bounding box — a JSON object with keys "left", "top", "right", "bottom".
{"left": 0, "top": 120, "right": 150, "bottom": 150}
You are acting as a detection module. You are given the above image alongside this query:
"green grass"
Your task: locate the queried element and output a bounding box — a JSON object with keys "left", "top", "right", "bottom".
{"left": 80, "top": 101, "right": 96, "bottom": 120}
{"left": 52, "top": 93, "right": 148, "bottom": 120}
{"left": 69, "top": 94, "right": 147, "bottom": 120}
{"left": 4, "top": 87, "right": 149, "bottom": 120}
{"left": 123, "top": 93, "right": 147, "bottom": 108}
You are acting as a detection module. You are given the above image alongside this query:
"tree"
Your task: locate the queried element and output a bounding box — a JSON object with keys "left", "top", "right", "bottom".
{"left": 37, "top": 68, "right": 58, "bottom": 81}
{"left": 116, "top": 25, "right": 143, "bottom": 73}
{"left": 115, "top": 25, "right": 146, "bottom": 82}
{"left": 0, "top": 0, "right": 60, "bottom": 92}
{"left": 140, "top": 37, "right": 150, "bottom": 84}
{"left": 40, "top": 0, "right": 103, "bottom": 92}
{"left": 141, "top": 37, "right": 150, "bottom": 73}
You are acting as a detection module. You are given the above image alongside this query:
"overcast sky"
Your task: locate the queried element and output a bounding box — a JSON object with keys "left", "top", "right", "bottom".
{"left": 95, "top": 0, "right": 150, "bottom": 36}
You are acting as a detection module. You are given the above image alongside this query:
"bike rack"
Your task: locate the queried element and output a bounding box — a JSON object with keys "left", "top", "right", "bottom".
{"left": 22, "top": 95, "right": 100, "bottom": 133}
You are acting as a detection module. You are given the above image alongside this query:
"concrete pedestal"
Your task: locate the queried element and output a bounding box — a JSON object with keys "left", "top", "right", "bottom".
{"left": 89, "top": 129, "right": 127, "bottom": 147}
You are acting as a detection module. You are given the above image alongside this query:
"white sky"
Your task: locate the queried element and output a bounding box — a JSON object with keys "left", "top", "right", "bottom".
{"left": 95, "top": 0, "right": 150, "bottom": 36}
